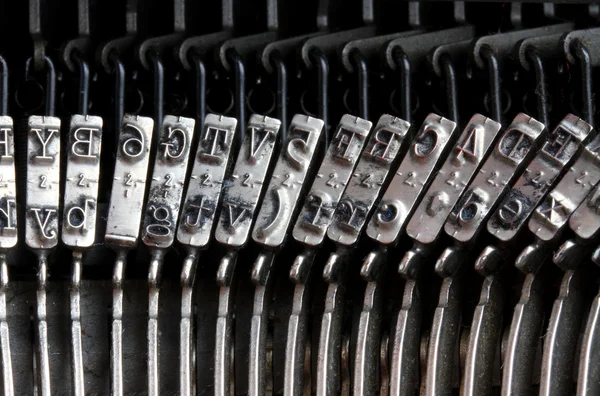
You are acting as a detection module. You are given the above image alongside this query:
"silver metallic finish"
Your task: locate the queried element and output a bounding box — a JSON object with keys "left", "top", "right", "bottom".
{"left": 250, "top": 115, "right": 324, "bottom": 396}
{"left": 540, "top": 269, "right": 584, "bottom": 396}
{"left": 284, "top": 250, "right": 316, "bottom": 396}
{"left": 292, "top": 115, "right": 371, "bottom": 246}
{"left": 215, "top": 251, "right": 237, "bottom": 396}
{"left": 253, "top": 115, "right": 324, "bottom": 247}
{"left": 425, "top": 275, "right": 462, "bottom": 396}
{"left": 389, "top": 279, "right": 421, "bottom": 396}
{"left": 0, "top": 117, "right": 15, "bottom": 396}
{"left": 461, "top": 274, "right": 504, "bottom": 396}
{"left": 367, "top": 114, "right": 457, "bottom": 245}
{"left": 34, "top": 255, "right": 51, "bottom": 396}
{"left": 501, "top": 273, "right": 545, "bottom": 395}
{"left": 61, "top": 115, "right": 103, "bottom": 396}
{"left": 530, "top": 131, "right": 599, "bottom": 241}
{"left": 142, "top": 115, "right": 195, "bottom": 396}
{"left": 0, "top": 117, "right": 17, "bottom": 250}
{"left": 488, "top": 114, "right": 592, "bottom": 241}
{"left": 553, "top": 238, "right": 596, "bottom": 271}
{"left": 248, "top": 251, "right": 276, "bottom": 396}
{"left": 177, "top": 115, "right": 236, "bottom": 396}
{"left": 577, "top": 287, "right": 600, "bottom": 396}
{"left": 407, "top": 114, "right": 502, "bottom": 246}
{"left": 177, "top": 114, "right": 237, "bottom": 248}
{"left": 106, "top": 115, "right": 154, "bottom": 396}
{"left": 105, "top": 115, "right": 154, "bottom": 248}
{"left": 62, "top": 115, "right": 103, "bottom": 248}
{"left": 179, "top": 252, "right": 199, "bottom": 396}
{"left": 570, "top": 183, "right": 600, "bottom": 241}
{"left": 316, "top": 252, "right": 348, "bottom": 396}
{"left": 26, "top": 115, "right": 61, "bottom": 396}
{"left": 446, "top": 113, "right": 545, "bottom": 244}
{"left": 353, "top": 250, "right": 387, "bottom": 396}
{"left": 215, "top": 115, "right": 281, "bottom": 247}
{"left": 327, "top": 115, "right": 409, "bottom": 246}
{"left": 111, "top": 251, "right": 127, "bottom": 396}
{"left": 0, "top": 254, "right": 13, "bottom": 396}
{"left": 26, "top": 115, "right": 61, "bottom": 250}
{"left": 568, "top": 134, "right": 600, "bottom": 240}
{"left": 70, "top": 252, "right": 85, "bottom": 396}
{"left": 142, "top": 115, "right": 195, "bottom": 249}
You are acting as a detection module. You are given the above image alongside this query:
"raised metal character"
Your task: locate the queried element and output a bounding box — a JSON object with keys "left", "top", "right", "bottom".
{"left": 142, "top": 115, "right": 195, "bottom": 396}
{"left": 61, "top": 114, "right": 103, "bottom": 396}
{"left": 105, "top": 115, "right": 154, "bottom": 396}
{"left": 249, "top": 114, "right": 324, "bottom": 396}
{"left": 213, "top": 115, "right": 281, "bottom": 396}
{"left": 176, "top": 114, "right": 237, "bottom": 396}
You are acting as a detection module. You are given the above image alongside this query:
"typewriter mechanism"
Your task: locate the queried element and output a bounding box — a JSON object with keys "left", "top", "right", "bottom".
{"left": 2, "top": 1, "right": 600, "bottom": 395}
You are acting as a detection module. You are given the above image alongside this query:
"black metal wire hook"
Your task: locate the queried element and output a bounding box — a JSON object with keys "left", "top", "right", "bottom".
{"left": 0, "top": 56, "right": 9, "bottom": 117}
{"left": 190, "top": 53, "right": 206, "bottom": 128}
{"left": 71, "top": 51, "right": 90, "bottom": 116}
{"left": 225, "top": 48, "right": 246, "bottom": 149}
{"left": 268, "top": 50, "right": 288, "bottom": 142}
{"left": 391, "top": 46, "right": 411, "bottom": 124}
{"left": 572, "top": 40, "right": 594, "bottom": 128}
{"left": 308, "top": 48, "right": 329, "bottom": 147}
{"left": 524, "top": 47, "right": 549, "bottom": 127}
{"left": 480, "top": 45, "right": 502, "bottom": 123}
{"left": 148, "top": 51, "right": 165, "bottom": 133}
{"left": 349, "top": 49, "right": 369, "bottom": 120}
{"left": 439, "top": 53, "right": 459, "bottom": 125}
{"left": 25, "top": 56, "right": 56, "bottom": 117}
{"left": 108, "top": 51, "right": 125, "bottom": 136}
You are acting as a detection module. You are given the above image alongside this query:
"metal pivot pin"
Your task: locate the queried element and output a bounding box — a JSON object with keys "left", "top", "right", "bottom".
{"left": 176, "top": 114, "right": 238, "bottom": 396}
{"left": 61, "top": 51, "right": 103, "bottom": 396}
{"left": 105, "top": 115, "right": 154, "bottom": 396}
{"left": 24, "top": 56, "right": 59, "bottom": 396}
{"left": 248, "top": 115, "right": 324, "bottom": 396}
{"left": 213, "top": 115, "right": 281, "bottom": 396}
{"left": 0, "top": 54, "right": 16, "bottom": 396}
{"left": 142, "top": 115, "right": 195, "bottom": 396}
{"left": 285, "top": 114, "right": 372, "bottom": 396}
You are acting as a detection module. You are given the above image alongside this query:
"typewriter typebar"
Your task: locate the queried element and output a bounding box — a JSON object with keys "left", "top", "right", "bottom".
{"left": 1, "top": 2, "right": 600, "bottom": 395}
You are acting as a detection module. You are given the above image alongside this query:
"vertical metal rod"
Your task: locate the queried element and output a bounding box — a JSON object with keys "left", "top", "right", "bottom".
{"left": 70, "top": 251, "right": 85, "bottom": 396}
{"left": 180, "top": 251, "right": 199, "bottom": 396}
{"left": 110, "top": 53, "right": 125, "bottom": 135}
{"left": 43, "top": 57, "right": 56, "bottom": 117}
{"left": 192, "top": 54, "right": 206, "bottom": 127}
{"left": 111, "top": 250, "right": 127, "bottom": 396}
{"left": 525, "top": 47, "right": 549, "bottom": 127}
{"left": 309, "top": 49, "right": 329, "bottom": 146}
{"left": 0, "top": 56, "right": 8, "bottom": 117}
{"left": 481, "top": 45, "right": 502, "bottom": 123}
{"left": 350, "top": 50, "right": 369, "bottom": 120}
{"left": 148, "top": 250, "right": 164, "bottom": 396}
{"left": 227, "top": 49, "right": 246, "bottom": 148}
{"left": 440, "top": 54, "right": 459, "bottom": 124}
{"left": 0, "top": 254, "right": 13, "bottom": 396}
{"left": 150, "top": 52, "right": 164, "bottom": 133}
{"left": 392, "top": 47, "right": 411, "bottom": 124}
{"left": 271, "top": 51, "right": 288, "bottom": 141}
{"left": 72, "top": 52, "right": 90, "bottom": 116}
{"left": 573, "top": 40, "right": 595, "bottom": 128}
{"left": 35, "top": 253, "right": 51, "bottom": 396}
